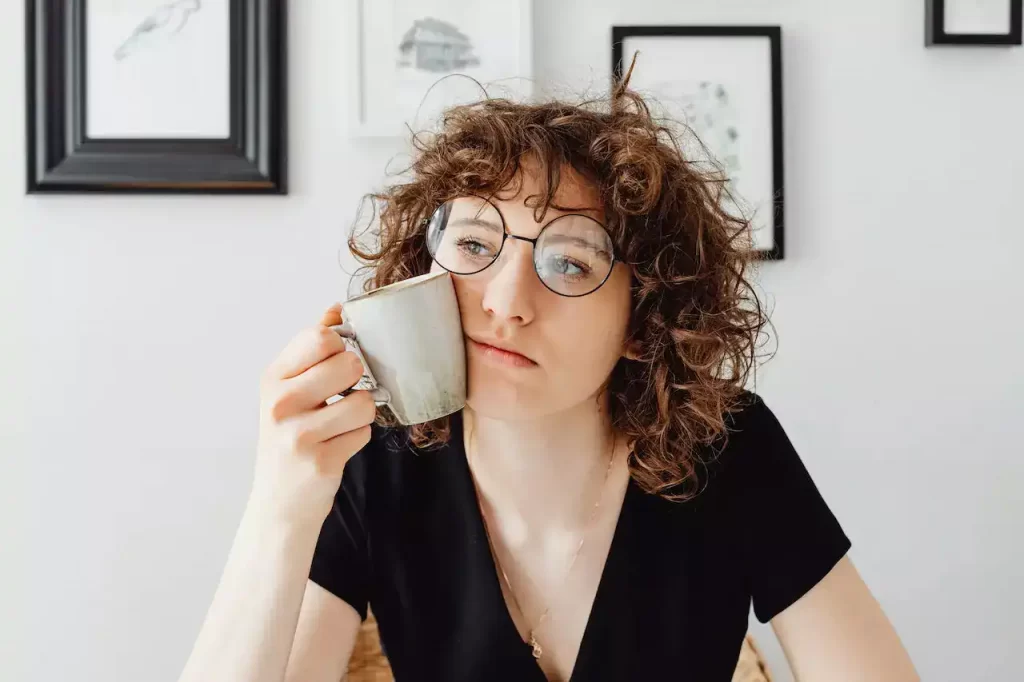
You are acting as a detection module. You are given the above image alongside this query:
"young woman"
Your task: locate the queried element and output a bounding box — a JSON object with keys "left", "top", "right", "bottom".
{"left": 178, "top": 71, "right": 919, "bottom": 682}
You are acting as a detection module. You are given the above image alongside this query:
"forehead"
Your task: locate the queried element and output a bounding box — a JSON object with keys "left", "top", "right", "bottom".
{"left": 490, "top": 159, "right": 603, "bottom": 223}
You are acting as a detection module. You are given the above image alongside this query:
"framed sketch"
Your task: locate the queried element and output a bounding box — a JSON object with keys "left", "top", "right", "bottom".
{"left": 353, "top": 0, "right": 533, "bottom": 137}
{"left": 926, "top": 0, "right": 1023, "bottom": 45}
{"left": 25, "top": 0, "right": 287, "bottom": 194}
{"left": 612, "top": 26, "right": 784, "bottom": 260}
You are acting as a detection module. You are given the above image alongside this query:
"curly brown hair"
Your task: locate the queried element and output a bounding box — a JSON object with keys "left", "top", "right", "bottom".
{"left": 348, "top": 62, "right": 773, "bottom": 501}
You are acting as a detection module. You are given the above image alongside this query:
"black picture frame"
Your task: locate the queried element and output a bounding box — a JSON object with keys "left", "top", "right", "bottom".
{"left": 612, "top": 26, "right": 785, "bottom": 260}
{"left": 25, "top": 0, "right": 288, "bottom": 194}
{"left": 926, "top": 0, "right": 1023, "bottom": 46}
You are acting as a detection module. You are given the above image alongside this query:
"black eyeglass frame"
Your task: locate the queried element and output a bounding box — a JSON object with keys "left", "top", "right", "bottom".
{"left": 424, "top": 196, "right": 620, "bottom": 298}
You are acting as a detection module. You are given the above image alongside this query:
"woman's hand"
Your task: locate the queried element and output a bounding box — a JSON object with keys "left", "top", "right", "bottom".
{"left": 177, "top": 304, "right": 370, "bottom": 682}
{"left": 247, "top": 303, "right": 375, "bottom": 528}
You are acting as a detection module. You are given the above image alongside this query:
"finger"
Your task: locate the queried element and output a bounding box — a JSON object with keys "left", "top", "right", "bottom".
{"left": 294, "top": 389, "right": 377, "bottom": 446}
{"left": 320, "top": 303, "right": 343, "bottom": 328}
{"left": 313, "top": 424, "right": 374, "bottom": 476}
{"left": 274, "top": 350, "right": 365, "bottom": 418}
{"left": 266, "top": 324, "right": 346, "bottom": 381}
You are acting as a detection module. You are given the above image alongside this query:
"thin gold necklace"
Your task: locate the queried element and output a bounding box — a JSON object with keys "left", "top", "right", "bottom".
{"left": 468, "top": 433, "right": 618, "bottom": 660}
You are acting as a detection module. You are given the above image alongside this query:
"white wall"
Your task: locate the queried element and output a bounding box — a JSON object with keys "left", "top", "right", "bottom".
{"left": 2, "top": 1, "right": 1022, "bottom": 681}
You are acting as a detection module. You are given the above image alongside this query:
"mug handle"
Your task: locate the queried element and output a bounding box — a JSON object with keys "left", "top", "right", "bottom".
{"left": 329, "top": 323, "right": 392, "bottom": 405}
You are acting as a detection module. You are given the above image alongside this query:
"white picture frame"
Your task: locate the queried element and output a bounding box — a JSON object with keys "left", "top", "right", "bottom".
{"left": 352, "top": 0, "right": 533, "bottom": 138}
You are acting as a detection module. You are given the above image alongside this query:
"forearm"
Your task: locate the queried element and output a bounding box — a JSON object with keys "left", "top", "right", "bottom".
{"left": 177, "top": 504, "right": 324, "bottom": 682}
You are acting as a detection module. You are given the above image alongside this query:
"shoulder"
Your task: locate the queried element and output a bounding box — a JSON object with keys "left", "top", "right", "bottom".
{"left": 698, "top": 390, "right": 797, "bottom": 486}
{"left": 337, "top": 419, "right": 455, "bottom": 505}
{"left": 721, "top": 389, "right": 785, "bottom": 444}
{"left": 699, "top": 391, "right": 852, "bottom": 621}
{"left": 692, "top": 389, "right": 835, "bottom": 523}
{"left": 339, "top": 422, "right": 416, "bottom": 488}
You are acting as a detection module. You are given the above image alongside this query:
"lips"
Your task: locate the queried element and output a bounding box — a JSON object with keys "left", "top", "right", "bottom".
{"left": 466, "top": 336, "right": 538, "bottom": 367}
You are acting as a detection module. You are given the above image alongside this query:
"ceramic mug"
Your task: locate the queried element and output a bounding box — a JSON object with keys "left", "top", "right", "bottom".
{"left": 330, "top": 271, "right": 466, "bottom": 425}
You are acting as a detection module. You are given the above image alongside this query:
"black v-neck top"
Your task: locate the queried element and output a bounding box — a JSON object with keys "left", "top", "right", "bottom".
{"left": 309, "top": 391, "right": 851, "bottom": 681}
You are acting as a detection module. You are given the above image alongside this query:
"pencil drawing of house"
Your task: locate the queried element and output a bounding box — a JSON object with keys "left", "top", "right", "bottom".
{"left": 397, "top": 17, "right": 480, "bottom": 72}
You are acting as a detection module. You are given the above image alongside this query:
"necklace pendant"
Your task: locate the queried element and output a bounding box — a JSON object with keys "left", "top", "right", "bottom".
{"left": 529, "top": 635, "right": 543, "bottom": 659}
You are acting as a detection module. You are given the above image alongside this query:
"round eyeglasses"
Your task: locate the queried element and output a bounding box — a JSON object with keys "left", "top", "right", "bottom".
{"left": 424, "top": 196, "right": 617, "bottom": 298}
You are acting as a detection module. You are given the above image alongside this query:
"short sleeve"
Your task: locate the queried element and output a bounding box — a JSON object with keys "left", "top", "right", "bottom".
{"left": 308, "top": 444, "right": 372, "bottom": 621}
{"left": 723, "top": 393, "right": 852, "bottom": 623}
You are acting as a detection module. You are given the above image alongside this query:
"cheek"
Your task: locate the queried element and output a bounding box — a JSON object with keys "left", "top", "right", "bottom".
{"left": 557, "top": 317, "right": 625, "bottom": 368}
{"left": 583, "top": 269, "right": 631, "bottom": 348}
{"left": 448, "top": 273, "right": 484, "bottom": 324}
{"left": 550, "top": 296, "right": 630, "bottom": 372}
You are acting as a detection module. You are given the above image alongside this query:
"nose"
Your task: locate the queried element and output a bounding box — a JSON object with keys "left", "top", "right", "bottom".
{"left": 480, "top": 239, "right": 537, "bottom": 328}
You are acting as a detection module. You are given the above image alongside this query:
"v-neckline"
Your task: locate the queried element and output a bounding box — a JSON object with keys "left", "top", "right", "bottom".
{"left": 449, "top": 412, "right": 635, "bottom": 682}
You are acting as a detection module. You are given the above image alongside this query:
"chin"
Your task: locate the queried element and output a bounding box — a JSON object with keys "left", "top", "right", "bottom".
{"left": 464, "top": 372, "right": 551, "bottom": 421}
{"left": 465, "top": 371, "right": 593, "bottom": 422}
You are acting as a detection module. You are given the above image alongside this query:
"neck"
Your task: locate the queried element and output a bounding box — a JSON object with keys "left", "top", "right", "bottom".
{"left": 463, "top": 397, "right": 619, "bottom": 529}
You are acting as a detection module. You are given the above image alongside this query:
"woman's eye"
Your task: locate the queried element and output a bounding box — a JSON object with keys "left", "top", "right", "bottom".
{"left": 455, "top": 238, "right": 494, "bottom": 258}
{"left": 546, "top": 255, "right": 589, "bottom": 277}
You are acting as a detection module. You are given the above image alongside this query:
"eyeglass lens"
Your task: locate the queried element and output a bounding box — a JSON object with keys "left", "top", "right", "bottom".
{"left": 425, "top": 197, "right": 615, "bottom": 297}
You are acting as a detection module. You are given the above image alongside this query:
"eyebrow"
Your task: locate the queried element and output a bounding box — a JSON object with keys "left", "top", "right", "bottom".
{"left": 542, "top": 234, "right": 613, "bottom": 261}
{"left": 448, "top": 216, "right": 613, "bottom": 261}
{"left": 448, "top": 217, "right": 503, "bottom": 233}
